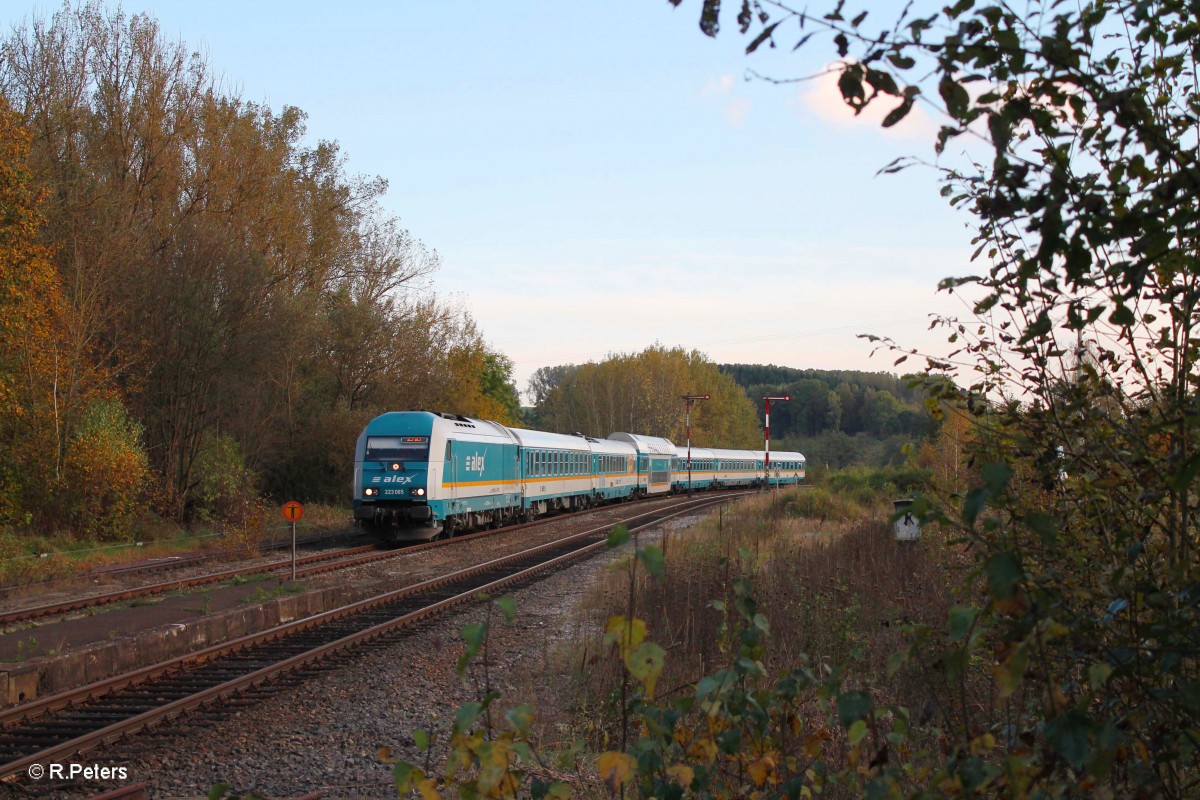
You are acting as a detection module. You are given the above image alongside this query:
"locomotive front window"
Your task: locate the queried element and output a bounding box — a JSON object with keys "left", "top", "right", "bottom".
{"left": 366, "top": 436, "right": 430, "bottom": 462}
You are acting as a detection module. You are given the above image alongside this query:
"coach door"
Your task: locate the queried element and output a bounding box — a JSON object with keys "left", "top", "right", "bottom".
{"left": 444, "top": 440, "right": 458, "bottom": 501}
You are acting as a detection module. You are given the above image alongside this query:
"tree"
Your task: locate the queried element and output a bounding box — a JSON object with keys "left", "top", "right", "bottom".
{"left": 678, "top": 0, "right": 1200, "bottom": 794}
{"left": 535, "top": 345, "right": 760, "bottom": 446}
{"left": 0, "top": 97, "right": 64, "bottom": 524}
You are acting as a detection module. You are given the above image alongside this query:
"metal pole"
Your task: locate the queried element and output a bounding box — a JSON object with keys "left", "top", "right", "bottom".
{"left": 680, "top": 394, "right": 708, "bottom": 497}
{"left": 686, "top": 399, "right": 693, "bottom": 496}
{"left": 764, "top": 397, "right": 771, "bottom": 491}
{"left": 762, "top": 395, "right": 790, "bottom": 492}
{"left": 291, "top": 519, "right": 297, "bottom": 581}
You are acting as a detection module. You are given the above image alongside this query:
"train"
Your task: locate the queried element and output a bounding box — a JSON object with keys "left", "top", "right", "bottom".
{"left": 353, "top": 410, "right": 805, "bottom": 542}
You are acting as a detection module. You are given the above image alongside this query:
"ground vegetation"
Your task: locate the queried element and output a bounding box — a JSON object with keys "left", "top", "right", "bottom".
{"left": 384, "top": 0, "right": 1200, "bottom": 796}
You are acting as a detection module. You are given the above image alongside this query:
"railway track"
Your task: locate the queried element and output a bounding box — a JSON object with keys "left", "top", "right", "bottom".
{"left": 0, "top": 493, "right": 737, "bottom": 780}
{"left": 0, "top": 489, "right": 752, "bottom": 629}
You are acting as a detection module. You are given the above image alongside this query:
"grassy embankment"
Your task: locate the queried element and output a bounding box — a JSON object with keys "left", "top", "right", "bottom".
{"left": 537, "top": 476, "right": 957, "bottom": 764}
{"left": 0, "top": 503, "right": 353, "bottom": 589}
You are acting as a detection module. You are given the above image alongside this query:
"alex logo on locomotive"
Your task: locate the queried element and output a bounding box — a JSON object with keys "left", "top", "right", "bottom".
{"left": 371, "top": 474, "right": 415, "bottom": 484}
{"left": 464, "top": 453, "right": 486, "bottom": 474}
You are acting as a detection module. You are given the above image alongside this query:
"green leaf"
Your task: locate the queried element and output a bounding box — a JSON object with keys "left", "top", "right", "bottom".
{"left": 837, "top": 690, "right": 874, "bottom": 726}
{"left": 506, "top": 703, "right": 534, "bottom": 735}
{"left": 848, "top": 719, "right": 870, "bottom": 744}
{"left": 391, "top": 761, "right": 421, "bottom": 793}
{"left": 886, "top": 646, "right": 912, "bottom": 678}
{"left": 1045, "top": 709, "right": 1096, "bottom": 770}
{"left": 938, "top": 74, "right": 970, "bottom": 117}
{"left": 1088, "top": 662, "right": 1112, "bottom": 690}
{"left": 981, "top": 462, "right": 1012, "bottom": 494}
{"left": 626, "top": 642, "right": 667, "bottom": 697}
{"left": 745, "top": 20, "right": 780, "bottom": 54}
{"left": 458, "top": 621, "right": 488, "bottom": 677}
{"left": 455, "top": 701, "right": 483, "bottom": 734}
{"left": 412, "top": 728, "right": 430, "bottom": 751}
{"left": 494, "top": 595, "right": 517, "bottom": 624}
{"left": 838, "top": 68, "right": 865, "bottom": 104}
{"left": 1024, "top": 511, "right": 1058, "bottom": 546}
{"left": 207, "top": 785, "right": 230, "bottom": 800}
{"left": 697, "top": 674, "right": 724, "bottom": 700}
{"left": 962, "top": 486, "right": 988, "bottom": 525}
{"left": 985, "top": 551, "right": 1021, "bottom": 600}
{"left": 637, "top": 544, "right": 665, "bottom": 579}
{"left": 607, "top": 524, "right": 630, "bottom": 548}
{"left": 1108, "top": 303, "right": 1135, "bottom": 326}
{"left": 948, "top": 606, "right": 977, "bottom": 640}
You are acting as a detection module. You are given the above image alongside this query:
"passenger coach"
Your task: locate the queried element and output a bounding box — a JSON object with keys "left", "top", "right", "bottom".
{"left": 609, "top": 432, "right": 675, "bottom": 497}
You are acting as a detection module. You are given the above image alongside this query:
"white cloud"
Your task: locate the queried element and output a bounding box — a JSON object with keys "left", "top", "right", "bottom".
{"left": 702, "top": 72, "right": 751, "bottom": 128}
{"left": 725, "top": 96, "right": 751, "bottom": 127}
{"left": 702, "top": 73, "right": 736, "bottom": 96}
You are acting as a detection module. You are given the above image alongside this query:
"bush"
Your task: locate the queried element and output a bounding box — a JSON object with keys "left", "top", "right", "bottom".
{"left": 192, "top": 432, "right": 258, "bottom": 523}
{"left": 63, "top": 400, "right": 149, "bottom": 540}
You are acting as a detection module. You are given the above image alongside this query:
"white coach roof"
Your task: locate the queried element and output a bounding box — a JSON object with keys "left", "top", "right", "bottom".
{"left": 506, "top": 427, "right": 591, "bottom": 450}
{"left": 608, "top": 432, "right": 677, "bottom": 455}
{"left": 710, "top": 448, "right": 759, "bottom": 460}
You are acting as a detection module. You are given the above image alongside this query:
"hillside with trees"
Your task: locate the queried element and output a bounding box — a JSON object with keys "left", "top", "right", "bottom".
{"left": 720, "top": 363, "right": 934, "bottom": 470}
{"left": 0, "top": 4, "right": 520, "bottom": 537}
{"left": 528, "top": 346, "right": 761, "bottom": 448}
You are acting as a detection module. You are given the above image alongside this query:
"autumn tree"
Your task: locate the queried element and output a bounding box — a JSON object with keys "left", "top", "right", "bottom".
{"left": 0, "top": 97, "right": 63, "bottom": 524}
{"left": 535, "top": 345, "right": 760, "bottom": 446}
{"left": 1, "top": 3, "right": 483, "bottom": 517}
{"left": 0, "top": 96, "right": 143, "bottom": 536}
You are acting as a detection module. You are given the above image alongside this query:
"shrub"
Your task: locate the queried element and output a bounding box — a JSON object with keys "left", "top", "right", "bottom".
{"left": 192, "top": 432, "right": 258, "bottom": 523}
{"left": 63, "top": 400, "right": 149, "bottom": 540}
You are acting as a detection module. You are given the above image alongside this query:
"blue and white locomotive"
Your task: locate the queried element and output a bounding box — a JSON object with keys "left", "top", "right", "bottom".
{"left": 354, "top": 410, "right": 805, "bottom": 542}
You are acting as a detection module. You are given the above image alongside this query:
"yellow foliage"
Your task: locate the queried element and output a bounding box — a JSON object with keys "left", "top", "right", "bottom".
{"left": 666, "top": 763, "right": 695, "bottom": 789}
{"left": 596, "top": 751, "right": 637, "bottom": 792}
{"left": 603, "top": 615, "right": 647, "bottom": 656}
{"left": 536, "top": 345, "right": 761, "bottom": 445}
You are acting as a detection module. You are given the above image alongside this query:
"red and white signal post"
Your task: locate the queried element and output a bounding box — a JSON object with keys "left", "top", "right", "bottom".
{"left": 762, "top": 395, "right": 790, "bottom": 491}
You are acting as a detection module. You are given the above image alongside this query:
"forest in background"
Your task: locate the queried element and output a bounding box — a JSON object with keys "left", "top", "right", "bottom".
{"left": 527, "top": 356, "right": 936, "bottom": 473}
{"left": 718, "top": 363, "right": 934, "bottom": 472}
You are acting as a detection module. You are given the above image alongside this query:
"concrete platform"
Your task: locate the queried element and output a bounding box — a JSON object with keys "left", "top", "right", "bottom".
{"left": 0, "top": 576, "right": 389, "bottom": 708}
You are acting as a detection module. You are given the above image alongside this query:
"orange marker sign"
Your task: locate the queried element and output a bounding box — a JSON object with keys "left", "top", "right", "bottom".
{"left": 282, "top": 500, "right": 304, "bottom": 522}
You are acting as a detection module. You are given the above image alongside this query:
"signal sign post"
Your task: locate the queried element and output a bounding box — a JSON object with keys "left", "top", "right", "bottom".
{"left": 681, "top": 394, "right": 710, "bottom": 496}
{"left": 282, "top": 501, "right": 304, "bottom": 580}
{"left": 762, "top": 395, "right": 791, "bottom": 491}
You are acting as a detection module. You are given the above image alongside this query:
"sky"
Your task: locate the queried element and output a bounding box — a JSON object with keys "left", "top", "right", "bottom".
{"left": 9, "top": 1, "right": 981, "bottom": 399}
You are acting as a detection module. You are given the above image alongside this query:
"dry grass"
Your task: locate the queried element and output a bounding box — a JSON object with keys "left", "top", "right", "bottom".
{"left": 0, "top": 502, "right": 353, "bottom": 588}
{"left": 553, "top": 487, "right": 957, "bottom": 743}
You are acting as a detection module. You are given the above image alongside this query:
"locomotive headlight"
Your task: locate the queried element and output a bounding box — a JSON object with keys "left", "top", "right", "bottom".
{"left": 391, "top": 463, "right": 401, "bottom": 471}
{"left": 364, "top": 488, "right": 376, "bottom": 497}
{"left": 415, "top": 488, "right": 426, "bottom": 496}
